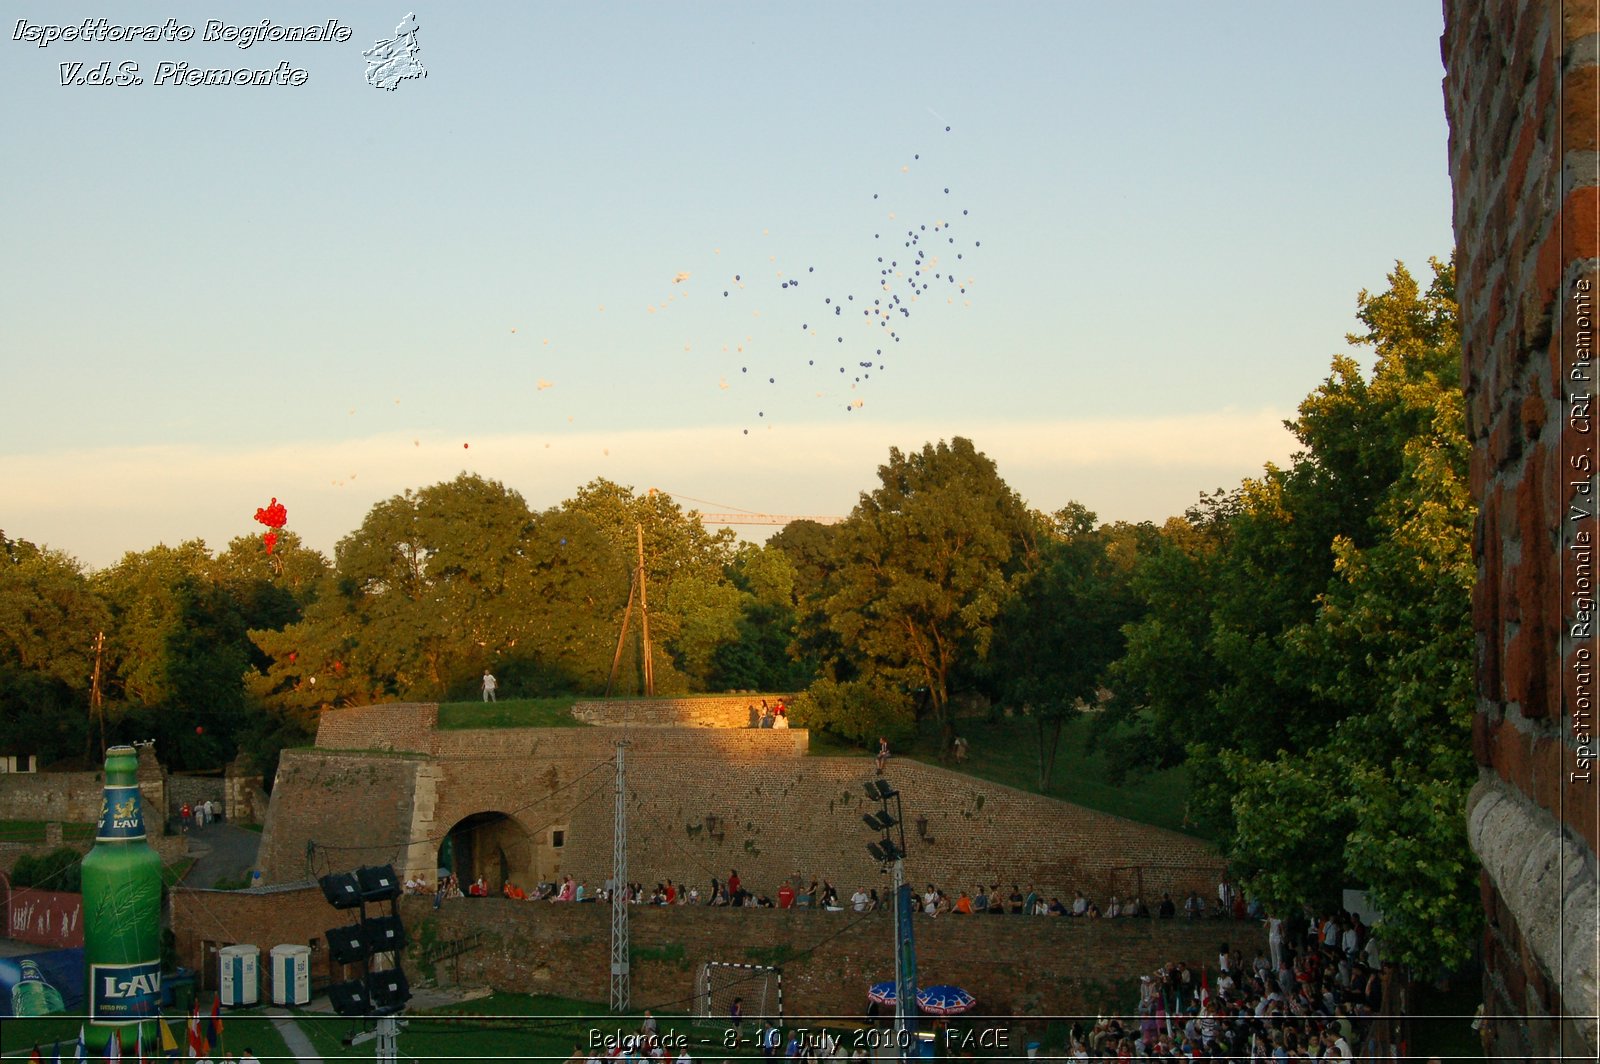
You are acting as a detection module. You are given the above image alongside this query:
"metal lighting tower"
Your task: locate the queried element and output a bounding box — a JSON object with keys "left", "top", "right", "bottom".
{"left": 863, "top": 779, "right": 917, "bottom": 1058}
{"left": 610, "top": 741, "right": 631, "bottom": 1011}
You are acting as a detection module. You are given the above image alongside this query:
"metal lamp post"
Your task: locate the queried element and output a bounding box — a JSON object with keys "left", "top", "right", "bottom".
{"left": 863, "top": 779, "right": 917, "bottom": 1058}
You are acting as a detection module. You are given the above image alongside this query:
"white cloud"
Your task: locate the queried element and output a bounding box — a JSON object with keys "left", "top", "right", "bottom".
{"left": 1, "top": 409, "right": 1296, "bottom": 568}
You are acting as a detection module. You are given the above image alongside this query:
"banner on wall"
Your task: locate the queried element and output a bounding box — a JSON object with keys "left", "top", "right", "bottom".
{"left": 0, "top": 947, "right": 86, "bottom": 1018}
{"left": 7, "top": 888, "right": 84, "bottom": 948}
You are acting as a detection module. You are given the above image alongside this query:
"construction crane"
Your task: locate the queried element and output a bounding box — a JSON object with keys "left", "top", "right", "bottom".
{"left": 648, "top": 488, "right": 843, "bottom": 527}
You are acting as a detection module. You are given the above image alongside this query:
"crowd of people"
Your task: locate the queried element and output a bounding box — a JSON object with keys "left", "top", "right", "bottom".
{"left": 1066, "top": 908, "right": 1402, "bottom": 1060}
{"left": 409, "top": 867, "right": 1289, "bottom": 928}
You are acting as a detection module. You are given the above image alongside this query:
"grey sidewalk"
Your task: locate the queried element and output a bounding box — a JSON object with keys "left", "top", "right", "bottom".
{"left": 262, "top": 1007, "right": 323, "bottom": 1062}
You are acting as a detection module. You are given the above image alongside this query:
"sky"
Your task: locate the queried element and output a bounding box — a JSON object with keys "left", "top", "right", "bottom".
{"left": 0, "top": 1, "right": 1457, "bottom": 569}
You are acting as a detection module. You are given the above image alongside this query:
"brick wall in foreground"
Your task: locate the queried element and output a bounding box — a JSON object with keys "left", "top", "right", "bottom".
{"left": 1443, "top": 0, "right": 1599, "bottom": 1058}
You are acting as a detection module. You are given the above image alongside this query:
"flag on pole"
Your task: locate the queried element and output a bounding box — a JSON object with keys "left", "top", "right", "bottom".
{"left": 203, "top": 996, "right": 223, "bottom": 1054}
{"left": 30, "top": 1045, "right": 43, "bottom": 1063}
{"left": 1200, "top": 964, "right": 1210, "bottom": 1007}
{"left": 51, "top": 1040, "right": 63, "bottom": 1064}
{"left": 107, "top": 1029, "right": 121, "bottom": 1064}
{"left": 75, "top": 1026, "right": 87, "bottom": 1063}
{"left": 134, "top": 1023, "right": 145, "bottom": 1064}
{"left": 187, "top": 1001, "right": 206, "bottom": 1058}
{"left": 157, "top": 1017, "right": 180, "bottom": 1059}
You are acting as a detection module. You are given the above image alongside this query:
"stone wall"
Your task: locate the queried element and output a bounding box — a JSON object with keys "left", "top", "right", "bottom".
{"left": 259, "top": 720, "right": 1221, "bottom": 908}
{"left": 1442, "top": 1, "right": 1599, "bottom": 1059}
{"left": 167, "top": 773, "right": 226, "bottom": 818}
{"left": 572, "top": 695, "right": 798, "bottom": 728}
{"left": 171, "top": 885, "right": 1266, "bottom": 1018}
{"left": 0, "top": 745, "right": 168, "bottom": 831}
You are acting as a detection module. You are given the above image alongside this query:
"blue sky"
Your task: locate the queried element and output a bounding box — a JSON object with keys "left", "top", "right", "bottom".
{"left": 0, "top": 1, "right": 1455, "bottom": 567}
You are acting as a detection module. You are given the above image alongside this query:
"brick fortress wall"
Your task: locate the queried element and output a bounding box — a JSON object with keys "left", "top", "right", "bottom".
{"left": 1442, "top": 1, "right": 1598, "bottom": 1059}
{"left": 171, "top": 886, "right": 1266, "bottom": 1020}
{"left": 258, "top": 704, "right": 1221, "bottom": 913}
{"left": 572, "top": 695, "right": 798, "bottom": 728}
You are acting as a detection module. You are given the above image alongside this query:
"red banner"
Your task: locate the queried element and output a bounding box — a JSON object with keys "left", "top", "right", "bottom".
{"left": 6, "top": 887, "right": 84, "bottom": 948}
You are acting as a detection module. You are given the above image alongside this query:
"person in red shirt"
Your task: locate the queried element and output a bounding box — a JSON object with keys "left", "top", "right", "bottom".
{"left": 777, "top": 881, "right": 795, "bottom": 908}
{"left": 728, "top": 869, "right": 742, "bottom": 902}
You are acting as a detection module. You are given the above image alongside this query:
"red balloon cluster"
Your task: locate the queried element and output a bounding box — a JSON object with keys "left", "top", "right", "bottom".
{"left": 253, "top": 497, "right": 288, "bottom": 555}
{"left": 253, "top": 497, "right": 288, "bottom": 529}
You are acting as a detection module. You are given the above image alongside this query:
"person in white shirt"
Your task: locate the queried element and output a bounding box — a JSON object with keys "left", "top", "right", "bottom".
{"left": 851, "top": 887, "right": 870, "bottom": 912}
{"left": 482, "top": 670, "right": 497, "bottom": 702}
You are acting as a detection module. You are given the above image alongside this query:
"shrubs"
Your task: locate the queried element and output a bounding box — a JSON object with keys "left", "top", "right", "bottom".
{"left": 9, "top": 846, "right": 83, "bottom": 892}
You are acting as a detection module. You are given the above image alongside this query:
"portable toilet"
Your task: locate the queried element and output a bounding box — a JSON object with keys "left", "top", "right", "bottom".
{"left": 218, "top": 944, "right": 259, "bottom": 1007}
{"left": 269, "top": 944, "right": 312, "bottom": 1006}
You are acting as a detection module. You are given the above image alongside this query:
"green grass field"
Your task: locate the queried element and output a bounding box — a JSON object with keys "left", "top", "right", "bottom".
{"left": 0, "top": 820, "right": 95, "bottom": 844}
{"left": 286, "top": 992, "right": 757, "bottom": 1061}
{"left": 0, "top": 1014, "right": 298, "bottom": 1061}
{"left": 437, "top": 697, "right": 585, "bottom": 729}
{"left": 813, "top": 713, "right": 1201, "bottom": 839}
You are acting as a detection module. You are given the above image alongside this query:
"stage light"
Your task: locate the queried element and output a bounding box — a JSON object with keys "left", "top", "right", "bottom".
{"left": 326, "top": 923, "right": 369, "bottom": 966}
{"left": 327, "top": 978, "right": 372, "bottom": 1016}
{"left": 319, "top": 872, "right": 362, "bottom": 909}
{"left": 356, "top": 864, "right": 401, "bottom": 902}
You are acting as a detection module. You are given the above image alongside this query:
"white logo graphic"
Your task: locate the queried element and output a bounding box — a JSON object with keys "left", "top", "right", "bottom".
{"left": 364, "top": 13, "right": 425, "bottom": 91}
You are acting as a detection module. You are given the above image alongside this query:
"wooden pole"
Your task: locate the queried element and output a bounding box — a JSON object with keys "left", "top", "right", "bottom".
{"left": 605, "top": 573, "right": 637, "bottom": 698}
{"left": 636, "top": 524, "right": 654, "bottom": 697}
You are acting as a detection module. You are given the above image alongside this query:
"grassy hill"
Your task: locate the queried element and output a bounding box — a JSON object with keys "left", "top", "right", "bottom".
{"left": 812, "top": 712, "right": 1203, "bottom": 840}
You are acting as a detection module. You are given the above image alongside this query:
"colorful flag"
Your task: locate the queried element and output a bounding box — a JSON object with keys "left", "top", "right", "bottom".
{"left": 30, "top": 1045, "right": 43, "bottom": 1063}
{"left": 203, "top": 996, "right": 223, "bottom": 1054}
{"left": 1200, "top": 964, "right": 1209, "bottom": 1006}
{"left": 157, "top": 1017, "right": 180, "bottom": 1059}
{"left": 75, "top": 1027, "right": 87, "bottom": 1063}
{"left": 51, "top": 1040, "right": 62, "bottom": 1064}
{"left": 135, "top": 1023, "right": 145, "bottom": 1064}
{"left": 107, "top": 1030, "right": 121, "bottom": 1064}
{"left": 187, "top": 1001, "right": 206, "bottom": 1058}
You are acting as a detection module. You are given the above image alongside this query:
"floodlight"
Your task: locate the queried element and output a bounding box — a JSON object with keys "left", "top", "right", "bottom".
{"left": 866, "top": 841, "right": 891, "bottom": 862}
{"left": 327, "top": 978, "right": 372, "bottom": 1016}
{"left": 862, "top": 811, "right": 897, "bottom": 832}
{"left": 369, "top": 967, "right": 412, "bottom": 1012}
{"left": 356, "top": 864, "right": 401, "bottom": 902}
{"left": 319, "top": 872, "right": 362, "bottom": 910}
{"left": 326, "top": 923, "right": 368, "bottom": 966}
{"left": 864, "top": 779, "right": 898, "bottom": 801}
{"left": 365, "top": 914, "right": 406, "bottom": 953}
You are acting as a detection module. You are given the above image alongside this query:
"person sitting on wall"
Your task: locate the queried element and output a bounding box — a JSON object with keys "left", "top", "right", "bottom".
{"left": 953, "top": 890, "right": 974, "bottom": 915}
{"left": 1008, "top": 885, "right": 1024, "bottom": 914}
{"left": 773, "top": 712, "right": 790, "bottom": 730}
{"left": 851, "top": 885, "right": 870, "bottom": 912}
{"left": 777, "top": 881, "right": 796, "bottom": 909}
{"left": 820, "top": 880, "right": 839, "bottom": 909}
{"left": 469, "top": 876, "right": 487, "bottom": 897}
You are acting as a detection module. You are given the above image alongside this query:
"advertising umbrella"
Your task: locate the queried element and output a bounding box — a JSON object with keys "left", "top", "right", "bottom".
{"left": 867, "top": 981, "right": 897, "bottom": 1006}
{"left": 916, "top": 984, "right": 977, "bottom": 1015}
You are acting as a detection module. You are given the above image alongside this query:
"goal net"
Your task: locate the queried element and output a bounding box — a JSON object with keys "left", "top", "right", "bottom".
{"left": 697, "top": 960, "right": 782, "bottom": 1024}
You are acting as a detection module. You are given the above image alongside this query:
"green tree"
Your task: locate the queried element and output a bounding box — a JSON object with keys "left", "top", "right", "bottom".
{"left": 0, "top": 534, "right": 108, "bottom": 762}
{"left": 249, "top": 475, "right": 637, "bottom": 714}
{"left": 819, "top": 438, "right": 1035, "bottom": 749}
{"left": 561, "top": 480, "right": 739, "bottom": 691}
{"left": 93, "top": 540, "right": 257, "bottom": 769}
{"left": 987, "top": 506, "right": 1154, "bottom": 790}
{"left": 1105, "top": 257, "right": 1477, "bottom": 969}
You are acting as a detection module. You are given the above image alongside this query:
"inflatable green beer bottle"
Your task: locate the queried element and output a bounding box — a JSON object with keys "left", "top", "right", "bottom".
{"left": 81, "top": 744, "right": 164, "bottom": 1051}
